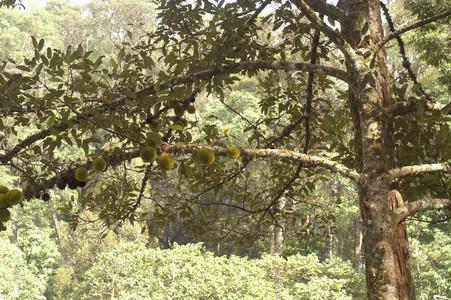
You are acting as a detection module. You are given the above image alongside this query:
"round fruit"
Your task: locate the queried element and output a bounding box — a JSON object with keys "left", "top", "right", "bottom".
{"left": 5, "top": 189, "right": 23, "bottom": 206}
{"left": 68, "top": 180, "right": 79, "bottom": 190}
{"left": 0, "top": 209, "right": 11, "bottom": 222}
{"left": 146, "top": 132, "right": 162, "bottom": 148}
{"left": 158, "top": 153, "right": 175, "bottom": 171}
{"left": 74, "top": 167, "right": 89, "bottom": 182}
{"left": 227, "top": 146, "right": 241, "bottom": 159}
{"left": 195, "top": 148, "right": 215, "bottom": 166}
{"left": 0, "top": 185, "right": 9, "bottom": 194}
{"left": 56, "top": 179, "right": 67, "bottom": 190}
{"left": 140, "top": 146, "right": 157, "bottom": 163}
{"left": 41, "top": 193, "right": 51, "bottom": 202}
{"left": 93, "top": 157, "right": 107, "bottom": 172}
{"left": 174, "top": 104, "right": 185, "bottom": 117}
{"left": 186, "top": 104, "right": 196, "bottom": 114}
{"left": 149, "top": 119, "right": 160, "bottom": 131}
{"left": 0, "top": 194, "right": 8, "bottom": 209}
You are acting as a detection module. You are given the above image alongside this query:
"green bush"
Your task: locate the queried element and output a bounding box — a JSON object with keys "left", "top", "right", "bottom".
{"left": 78, "top": 243, "right": 360, "bottom": 300}
{"left": 0, "top": 242, "right": 46, "bottom": 299}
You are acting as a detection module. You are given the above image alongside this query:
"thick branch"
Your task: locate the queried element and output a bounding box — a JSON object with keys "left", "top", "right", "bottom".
{"left": 304, "top": 0, "right": 345, "bottom": 21}
{"left": 389, "top": 162, "right": 451, "bottom": 179}
{"left": 291, "top": 0, "right": 347, "bottom": 51}
{"left": 24, "top": 144, "right": 361, "bottom": 198}
{"left": 0, "top": 60, "right": 347, "bottom": 164}
{"left": 394, "top": 198, "right": 451, "bottom": 223}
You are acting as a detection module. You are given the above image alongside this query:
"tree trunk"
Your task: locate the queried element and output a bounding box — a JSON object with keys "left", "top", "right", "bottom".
{"left": 48, "top": 197, "right": 78, "bottom": 281}
{"left": 340, "top": 1, "right": 415, "bottom": 298}
{"left": 353, "top": 217, "right": 363, "bottom": 273}
{"left": 269, "top": 198, "right": 286, "bottom": 256}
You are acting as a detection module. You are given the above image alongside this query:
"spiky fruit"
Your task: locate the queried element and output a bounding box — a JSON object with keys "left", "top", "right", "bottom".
{"left": 5, "top": 189, "right": 23, "bottom": 206}
{"left": 146, "top": 132, "right": 162, "bottom": 148}
{"left": 195, "top": 148, "right": 215, "bottom": 166}
{"left": 140, "top": 146, "right": 157, "bottom": 163}
{"left": 227, "top": 146, "right": 241, "bottom": 159}
{"left": 186, "top": 104, "right": 196, "bottom": 114}
{"left": 56, "top": 179, "right": 67, "bottom": 190}
{"left": 0, "top": 185, "right": 9, "bottom": 194}
{"left": 0, "top": 194, "right": 8, "bottom": 209}
{"left": 41, "top": 193, "right": 51, "bottom": 202}
{"left": 149, "top": 119, "right": 160, "bottom": 132}
{"left": 0, "top": 209, "right": 10, "bottom": 222}
{"left": 74, "top": 167, "right": 89, "bottom": 182}
{"left": 93, "top": 157, "right": 107, "bottom": 172}
{"left": 77, "top": 181, "right": 87, "bottom": 188}
{"left": 68, "top": 180, "right": 79, "bottom": 190}
{"left": 158, "top": 153, "right": 175, "bottom": 171}
{"left": 174, "top": 104, "right": 185, "bottom": 117}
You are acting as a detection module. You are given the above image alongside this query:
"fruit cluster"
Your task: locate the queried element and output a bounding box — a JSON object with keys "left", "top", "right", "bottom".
{"left": 0, "top": 185, "right": 23, "bottom": 231}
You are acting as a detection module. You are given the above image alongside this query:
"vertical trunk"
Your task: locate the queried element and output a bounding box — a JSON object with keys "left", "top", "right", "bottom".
{"left": 340, "top": 0, "right": 415, "bottom": 299}
{"left": 353, "top": 217, "right": 363, "bottom": 273}
{"left": 48, "top": 197, "right": 78, "bottom": 281}
{"left": 269, "top": 198, "right": 286, "bottom": 256}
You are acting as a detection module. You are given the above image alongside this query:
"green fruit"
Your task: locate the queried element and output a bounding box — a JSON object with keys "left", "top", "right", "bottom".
{"left": 5, "top": 189, "right": 23, "bottom": 206}
{"left": 140, "top": 146, "right": 157, "bottom": 163}
{"left": 174, "top": 104, "right": 185, "bottom": 117}
{"left": 0, "top": 209, "right": 10, "bottom": 222}
{"left": 195, "top": 148, "right": 215, "bottom": 166}
{"left": 0, "top": 194, "right": 8, "bottom": 209}
{"left": 0, "top": 185, "right": 9, "bottom": 194}
{"left": 227, "top": 146, "right": 241, "bottom": 159}
{"left": 146, "top": 132, "right": 162, "bottom": 148}
{"left": 158, "top": 153, "right": 175, "bottom": 171}
{"left": 186, "top": 104, "right": 196, "bottom": 114}
{"left": 149, "top": 119, "right": 160, "bottom": 131}
{"left": 74, "top": 167, "right": 89, "bottom": 182}
{"left": 93, "top": 157, "right": 107, "bottom": 172}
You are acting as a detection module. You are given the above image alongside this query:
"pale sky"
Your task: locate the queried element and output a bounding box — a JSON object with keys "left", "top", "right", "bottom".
{"left": 23, "top": 0, "right": 88, "bottom": 8}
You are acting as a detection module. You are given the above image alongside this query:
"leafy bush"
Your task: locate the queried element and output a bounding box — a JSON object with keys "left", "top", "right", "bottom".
{"left": 0, "top": 242, "right": 46, "bottom": 299}
{"left": 77, "top": 243, "right": 360, "bottom": 300}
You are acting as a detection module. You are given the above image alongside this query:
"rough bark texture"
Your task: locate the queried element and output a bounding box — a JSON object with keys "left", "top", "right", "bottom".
{"left": 340, "top": 0, "right": 415, "bottom": 299}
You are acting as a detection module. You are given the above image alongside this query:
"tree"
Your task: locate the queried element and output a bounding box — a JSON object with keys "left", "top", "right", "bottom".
{"left": 0, "top": 0, "right": 450, "bottom": 299}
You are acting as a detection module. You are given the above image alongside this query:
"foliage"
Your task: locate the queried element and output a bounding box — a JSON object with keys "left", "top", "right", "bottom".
{"left": 0, "top": 242, "right": 47, "bottom": 299}
{"left": 77, "top": 242, "right": 360, "bottom": 300}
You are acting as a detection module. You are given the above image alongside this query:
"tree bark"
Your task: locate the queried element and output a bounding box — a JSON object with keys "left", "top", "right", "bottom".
{"left": 340, "top": 0, "right": 415, "bottom": 298}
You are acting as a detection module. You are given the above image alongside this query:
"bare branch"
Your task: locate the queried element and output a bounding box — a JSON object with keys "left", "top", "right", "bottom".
{"left": 0, "top": 60, "right": 347, "bottom": 165}
{"left": 389, "top": 162, "right": 451, "bottom": 179}
{"left": 377, "top": 9, "right": 451, "bottom": 52}
{"left": 394, "top": 198, "right": 451, "bottom": 223}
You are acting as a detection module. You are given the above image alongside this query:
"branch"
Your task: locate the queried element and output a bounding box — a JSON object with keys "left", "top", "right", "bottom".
{"left": 304, "top": 0, "right": 345, "bottom": 21}
{"left": 389, "top": 162, "right": 451, "bottom": 179}
{"left": 290, "top": 0, "right": 350, "bottom": 56}
{"left": 0, "top": 60, "right": 347, "bottom": 164}
{"left": 380, "top": 2, "right": 432, "bottom": 101}
{"left": 23, "top": 144, "right": 361, "bottom": 198}
{"left": 385, "top": 100, "right": 450, "bottom": 117}
{"left": 377, "top": 9, "right": 451, "bottom": 51}
{"left": 394, "top": 198, "right": 451, "bottom": 223}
